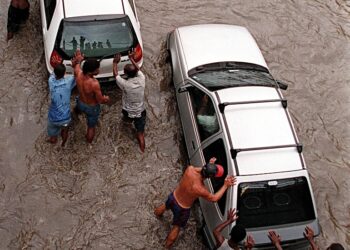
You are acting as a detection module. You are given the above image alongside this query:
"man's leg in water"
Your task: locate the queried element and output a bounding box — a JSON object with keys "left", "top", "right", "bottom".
{"left": 48, "top": 136, "right": 58, "bottom": 144}
{"left": 137, "top": 131, "right": 145, "bottom": 152}
{"left": 86, "top": 127, "right": 95, "bottom": 143}
{"left": 166, "top": 225, "right": 180, "bottom": 249}
{"left": 154, "top": 204, "right": 166, "bottom": 217}
{"left": 61, "top": 126, "right": 69, "bottom": 147}
{"left": 134, "top": 110, "right": 146, "bottom": 152}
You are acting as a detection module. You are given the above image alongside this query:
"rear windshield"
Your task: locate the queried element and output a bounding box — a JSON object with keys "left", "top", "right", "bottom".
{"left": 237, "top": 177, "right": 315, "bottom": 228}
{"left": 55, "top": 16, "right": 136, "bottom": 59}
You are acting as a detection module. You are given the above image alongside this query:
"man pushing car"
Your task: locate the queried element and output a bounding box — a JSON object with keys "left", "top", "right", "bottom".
{"left": 154, "top": 157, "right": 236, "bottom": 249}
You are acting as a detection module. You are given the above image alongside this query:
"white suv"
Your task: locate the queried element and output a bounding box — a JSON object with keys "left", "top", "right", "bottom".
{"left": 167, "top": 24, "right": 320, "bottom": 249}
{"left": 39, "top": 0, "right": 143, "bottom": 82}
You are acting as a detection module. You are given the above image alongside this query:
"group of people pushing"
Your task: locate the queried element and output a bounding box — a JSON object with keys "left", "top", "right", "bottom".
{"left": 47, "top": 49, "right": 146, "bottom": 152}
{"left": 6, "top": 1, "right": 345, "bottom": 249}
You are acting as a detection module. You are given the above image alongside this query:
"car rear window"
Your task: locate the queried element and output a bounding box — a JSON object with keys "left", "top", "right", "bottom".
{"left": 237, "top": 177, "right": 315, "bottom": 228}
{"left": 55, "top": 16, "right": 136, "bottom": 59}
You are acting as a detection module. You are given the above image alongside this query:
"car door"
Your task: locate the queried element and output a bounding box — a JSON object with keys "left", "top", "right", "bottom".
{"left": 175, "top": 81, "right": 201, "bottom": 159}
{"left": 199, "top": 137, "right": 233, "bottom": 241}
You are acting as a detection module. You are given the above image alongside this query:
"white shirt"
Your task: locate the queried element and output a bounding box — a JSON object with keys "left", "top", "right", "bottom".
{"left": 116, "top": 71, "right": 145, "bottom": 118}
{"left": 197, "top": 114, "right": 219, "bottom": 133}
{"left": 217, "top": 239, "right": 243, "bottom": 250}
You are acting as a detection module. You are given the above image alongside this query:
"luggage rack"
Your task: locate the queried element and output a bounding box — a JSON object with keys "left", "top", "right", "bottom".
{"left": 219, "top": 98, "right": 287, "bottom": 113}
{"left": 230, "top": 143, "right": 303, "bottom": 159}
{"left": 214, "top": 92, "right": 306, "bottom": 174}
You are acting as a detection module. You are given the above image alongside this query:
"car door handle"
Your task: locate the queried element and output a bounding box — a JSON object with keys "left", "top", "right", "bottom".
{"left": 192, "top": 141, "right": 195, "bottom": 150}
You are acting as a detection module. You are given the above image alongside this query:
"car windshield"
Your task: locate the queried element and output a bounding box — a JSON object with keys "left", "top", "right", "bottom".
{"left": 189, "top": 62, "right": 277, "bottom": 91}
{"left": 237, "top": 177, "right": 315, "bottom": 228}
{"left": 56, "top": 16, "right": 135, "bottom": 58}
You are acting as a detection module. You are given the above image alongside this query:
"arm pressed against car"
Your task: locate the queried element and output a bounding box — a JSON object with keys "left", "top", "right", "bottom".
{"left": 154, "top": 157, "right": 236, "bottom": 249}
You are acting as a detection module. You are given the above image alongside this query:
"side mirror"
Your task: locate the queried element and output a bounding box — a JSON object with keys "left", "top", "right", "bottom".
{"left": 277, "top": 80, "right": 288, "bottom": 90}
{"left": 178, "top": 83, "right": 193, "bottom": 93}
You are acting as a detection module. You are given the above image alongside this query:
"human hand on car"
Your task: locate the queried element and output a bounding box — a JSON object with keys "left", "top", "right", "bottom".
{"left": 71, "top": 49, "right": 84, "bottom": 66}
{"left": 128, "top": 50, "right": 135, "bottom": 59}
{"left": 245, "top": 234, "right": 255, "bottom": 250}
{"left": 226, "top": 208, "right": 238, "bottom": 223}
{"left": 74, "top": 48, "right": 84, "bottom": 62}
{"left": 113, "top": 53, "right": 121, "bottom": 64}
{"left": 224, "top": 175, "right": 236, "bottom": 187}
{"left": 209, "top": 157, "right": 217, "bottom": 164}
{"left": 268, "top": 231, "right": 282, "bottom": 249}
{"left": 51, "top": 54, "right": 63, "bottom": 67}
{"left": 304, "top": 226, "right": 315, "bottom": 241}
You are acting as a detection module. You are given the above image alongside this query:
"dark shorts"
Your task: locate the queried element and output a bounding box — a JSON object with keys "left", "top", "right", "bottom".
{"left": 122, "top": 109, "right": 146, "bottom": 132}
{"left": 7, "top": 5, "right": 29, "bottom": 33}
{"left": 47, "top": 120, "right": 69, "bottom": 137}
{"left": 76, "top": 100, "right": 101, "bottom": 128}
{"left": 165, "top": 192, "right": 191, "bottom": 228}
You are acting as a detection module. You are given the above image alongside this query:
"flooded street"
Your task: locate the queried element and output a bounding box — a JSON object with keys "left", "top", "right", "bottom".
{"left": 0, "top": 0, "right": 349, "bottom": 249}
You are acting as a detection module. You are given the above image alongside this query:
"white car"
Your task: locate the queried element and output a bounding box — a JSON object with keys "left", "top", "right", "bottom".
{"left": 167, "top": 24, "right": 319, "bottom": 249}
{"left": 39, "top": 0, "right": 143, "bottom": 82}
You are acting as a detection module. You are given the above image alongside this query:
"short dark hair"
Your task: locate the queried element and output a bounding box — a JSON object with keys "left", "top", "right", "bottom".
{"left": 124, "top": 64, "right": 138, "bottom": 78}
{"left": 82, "top": 59, "right": 100, "bottom": 75}
{"left": 229, "top": 225, "right": 246, "bottom": 244}
{"left": 327, "top": 243, "right": 345, "bottom": 250}
{"left": 54, "top": 64, "right": 66, "bottom": 79}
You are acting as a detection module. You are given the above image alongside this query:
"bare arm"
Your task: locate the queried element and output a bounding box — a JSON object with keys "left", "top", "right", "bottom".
{"left": 113, "top": 53, "right": 121, "bottom": 77}
{"left": 198, "top": 95, "right": 209, "bottom": 115}
{"left": 128, "top": 50, "right": 140, "bottom": 71}
{"left": 213, "top": 208, "right": 238, "bottom": 248}
{"left": 244, "top": 235, "right": 255, "bottom": 250}
{"left": 304, "top": 226, "right": 319, "bottom": 250}
{"left": 268, "top": 231, "right": 283, "bottom": 250}
{"left": 71, "top": 49, "right": 84, "bottom": 77}
{"left": 92, "top": 81, "right": 109, "bottom": 104}
{"left": 201, "top": 176, "right": 236, "bottom": 202}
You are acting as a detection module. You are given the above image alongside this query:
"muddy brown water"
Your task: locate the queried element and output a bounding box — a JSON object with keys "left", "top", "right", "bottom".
{"left": 0, "top": 0, "right": 349, "bottom": 249}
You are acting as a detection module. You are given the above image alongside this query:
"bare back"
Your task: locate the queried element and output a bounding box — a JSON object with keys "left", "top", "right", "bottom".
{"left": 173, "top": 166, "right": 210, "bottom": 208}
{"left": 76, "top": 72, "right": 102, "bottom": 105}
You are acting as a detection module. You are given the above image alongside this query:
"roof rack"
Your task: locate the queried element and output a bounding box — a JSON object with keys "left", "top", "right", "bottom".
{"left": 214, "top": 90, "right": 305, "bottom": 175}
{"left": 230, "top": 143, "right": 303, "bottom": 159}
{"left": 219, "top": 99, "right": 287, "bottom": 113}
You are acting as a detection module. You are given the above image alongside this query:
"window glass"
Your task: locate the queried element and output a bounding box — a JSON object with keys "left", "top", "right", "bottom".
{"left": 56, "top": 16, "right": 136, "bottom": 58}
{"left": 189, "top": 88, "right": 219, "bottom": 142}
{"left": 237, "top": 177, "right": 316, "bottom": 228}
{"left": 203, "top": 139, "right": 228, "bottom": 215}
{"left": 44, "top": 0, "right": 56, "bottom": 28}
{"left": 189, "top": 62, "right": 277, "bottom": 91}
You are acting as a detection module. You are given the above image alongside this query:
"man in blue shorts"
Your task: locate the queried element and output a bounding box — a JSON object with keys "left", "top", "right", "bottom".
{"left": 154, "top": 157, "right": 236, "bottom": 248}
{"left": 47, "top": 64, "right": 76, "bottom": 146}
{"left": 72, "top": 49, "right": 109, "bottom": 143}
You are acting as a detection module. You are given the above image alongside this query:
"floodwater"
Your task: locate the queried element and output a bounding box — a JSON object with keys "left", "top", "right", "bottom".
{"left": 0, "top": 0, "right": 349, "bottom": 249}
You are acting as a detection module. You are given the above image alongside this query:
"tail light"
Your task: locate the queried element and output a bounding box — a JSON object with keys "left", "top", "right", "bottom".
{"left": 133, "top": 43, "right": 143, "bottom": 63}
{"left": 50, "top": 50, "right": 63, "bottom": 68}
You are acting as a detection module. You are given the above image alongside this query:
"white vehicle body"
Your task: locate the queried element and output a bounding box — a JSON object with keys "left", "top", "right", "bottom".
{"left": 39, "top": 0, "right": 143, "bottom": 82}
{"left": 167, "top": 24, "right": 319, "bottom": 249}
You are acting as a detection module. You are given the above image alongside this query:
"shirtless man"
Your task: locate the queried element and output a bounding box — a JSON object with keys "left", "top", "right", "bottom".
{"left": 71, "top": 49, "right": 109, "bottom": 143}
{"left": 7, "top": 0, "right": 30, "bottom": 41}
{"left": 154, "top": 157, "right": 236, "bottom": 248}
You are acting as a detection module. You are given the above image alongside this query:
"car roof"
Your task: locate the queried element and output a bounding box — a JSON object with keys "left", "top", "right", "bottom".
{"left": 64, "top": 0, "right": 125, "bottom": 18}
{"left": 216, "top": 86, "right": 304, "bottom": 176}
{"left": 176, "top": 24, "right": 268, "bottom": 72}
